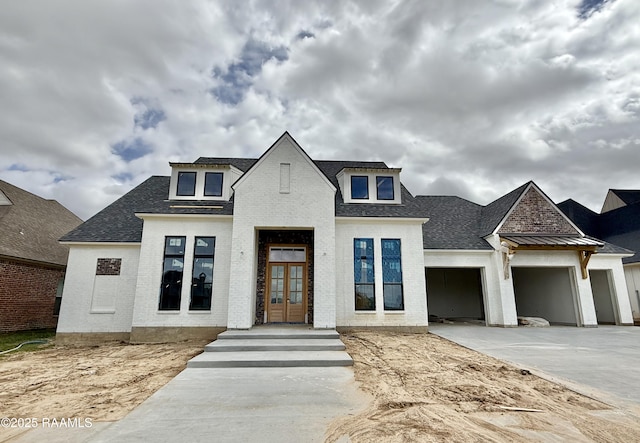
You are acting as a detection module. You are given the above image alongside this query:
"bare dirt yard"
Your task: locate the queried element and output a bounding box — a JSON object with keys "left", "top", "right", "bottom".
{"left": 327, "top": 331, "right": 640, "bottom": 442}
{"left": 0, "top": 340, "right": 207, "bottom": 423}
{"left": 1, "top": 332, "right": 640, "bottom": 442}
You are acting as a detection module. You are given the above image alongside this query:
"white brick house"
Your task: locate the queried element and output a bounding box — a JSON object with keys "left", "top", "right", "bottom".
{"left": 57, "top": 133, "right": 634, "bottom": 342}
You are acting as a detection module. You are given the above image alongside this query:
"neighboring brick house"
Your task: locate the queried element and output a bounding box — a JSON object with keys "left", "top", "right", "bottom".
{"left": 56, "top": 133, "right": 634, "bottom": 343}
{"left": 559, "top": 190, "right": 640, "bottom": 323}
{"left": 0, "top": 180, "right": 82, "bottom": 332}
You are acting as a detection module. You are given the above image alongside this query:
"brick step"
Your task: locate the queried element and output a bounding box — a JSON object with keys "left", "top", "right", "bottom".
{"left": 204, "top": 338, "right": 345, "bottom": 352}
{"left": 187, "top": 350, "right": 353, "bottom": 368}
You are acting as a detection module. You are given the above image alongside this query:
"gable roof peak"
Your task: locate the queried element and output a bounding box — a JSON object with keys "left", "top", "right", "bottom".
{"left": 231, "top": 131, "right": 336, "bottom": 192}
{"left": 494, "top": 183, "right": 583, "bottom": 236}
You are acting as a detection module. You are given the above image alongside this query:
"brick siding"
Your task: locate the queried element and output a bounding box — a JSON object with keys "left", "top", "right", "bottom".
{"left": 96, "top": 258, "right": 122, "bottom": 275}
{"left": 498, "top": 188, "right": 578, "bottom": 235}
{"left": 0, "top": 258, "right": 64, "bottom": 332}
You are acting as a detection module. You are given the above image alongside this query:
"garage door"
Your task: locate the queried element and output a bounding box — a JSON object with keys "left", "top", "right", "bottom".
{"left": 512, "top": 267, "right": 578, "bottom": 325}
{"left": 426, "top": 268, "right": 485, "bottom": 321}
{"left": 589, "top": 270, "right": 617, "bottom": 325}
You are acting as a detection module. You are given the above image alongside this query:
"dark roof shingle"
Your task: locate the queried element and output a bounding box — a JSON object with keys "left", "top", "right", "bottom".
{"left": 559, "top": 197, "right": 640, "bottom": 263}
{"left": 0, "top": 180, "right": 82, "bottom": 265}
{"left": 62, "top": 157, "right": 428, "bottom": 243}
{"left": 416, "top": 196, "right": 492, "bottom": 250}
{"left": 478, "top": 182, "right": 529, "bottom": 236}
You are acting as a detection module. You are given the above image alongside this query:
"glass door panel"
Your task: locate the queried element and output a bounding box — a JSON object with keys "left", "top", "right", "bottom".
{"left": 267, "top": 263, "right": 306, "bottom": 323}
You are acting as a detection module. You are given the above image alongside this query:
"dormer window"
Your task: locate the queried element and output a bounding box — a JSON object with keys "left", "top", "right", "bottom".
{"left": 204, "top": 172, "right": 223, "bottom": 197}
{"left": 351, "top": 176, "right": 369, "bottom": 199}
{"left": 376, "top": 176, "right": 394, "bottom": 200}
{"left": 338, "top": 167, "right": 402, "bottom": 205}
{"left": 177, "top": 172, "right": 197, "bottom": 196}
{"left": 169, "top": 162, "right": 242, "bottom": 201}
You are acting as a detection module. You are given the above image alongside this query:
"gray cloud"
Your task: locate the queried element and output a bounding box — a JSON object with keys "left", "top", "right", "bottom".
{"left": 0, "top": 0, "right": 638, "bottom": 220}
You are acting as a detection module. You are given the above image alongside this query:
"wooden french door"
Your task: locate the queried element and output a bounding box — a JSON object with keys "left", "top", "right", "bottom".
{"left": 267, "top": 263, "right": 306, "bottom": 323}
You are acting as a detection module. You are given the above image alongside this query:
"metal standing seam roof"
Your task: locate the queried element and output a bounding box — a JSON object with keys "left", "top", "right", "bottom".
{"left": 500, "top": 235, "right": 604, "bottom": 248}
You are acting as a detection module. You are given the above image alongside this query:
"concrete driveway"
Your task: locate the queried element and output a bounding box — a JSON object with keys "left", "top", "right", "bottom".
{"left": 430, "top": 323, "right": 640, "bottom": 408}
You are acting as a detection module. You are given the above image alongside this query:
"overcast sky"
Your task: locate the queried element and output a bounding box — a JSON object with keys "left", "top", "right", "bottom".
{"left": 1, "top": 0, "right": 638, "bottom": 220}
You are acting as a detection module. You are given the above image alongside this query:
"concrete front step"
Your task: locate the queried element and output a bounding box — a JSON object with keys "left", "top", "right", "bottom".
{"left": 204, "top": 338, "right": 346, "bottom": 352}
{"left": 218, "top": 328, "right": 340, "bottom": 340}
{"left": 187, "top": 326, "right": 353, "bottom": 368}
{"left": 187, "top": 350, "right": 353, "bottom": 368}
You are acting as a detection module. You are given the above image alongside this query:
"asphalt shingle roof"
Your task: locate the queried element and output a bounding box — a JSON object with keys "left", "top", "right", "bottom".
{"left": 478, "top": 182, "right": 529, "bottom": 236}
{"left": 558, "top": 198, "right": 639, "bottom": 263}
{"left": 194, "top": 157, "right": 258, "bottom": 172}
{"left": 61, "top": 176, "right": 170, "bottom": 243}
{"left": 0, "top": 180, "right": 82, "bottom": 266}
{"left": 557, "top": 199, "right": 600, "bottom": 237}
{"left": 61, "top": 158, "right": 427, "bottom": 243}
{"left": 611, "top": 189, "right": 640, "bottom": 206}
{"left": 314, "top": 160, "right": 426, "bottom": 219}
{"left": 416, "top": 196, "right": 493, "bottom": 250}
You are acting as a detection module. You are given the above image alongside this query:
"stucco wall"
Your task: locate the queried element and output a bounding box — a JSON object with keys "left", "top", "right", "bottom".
{"left": 624, "top": 264, "right": 640, "bottom": 322}
{"left": 131, "top": 215, "right": 233, "bottom": 329}
{"left": 423, "top": 250, "right": 509, "bottom": 326}
{"left": 336, "top": 218, "right": 428, "bottom": 327}
{"left": 422, "top": 240, "right": 632, "bottom": 328}
{"left": 589, "top": 254, "right": 634, "bottom": 325}
{"left": 227, "top": 137, "right": 337, "bottom": 329}
{"left": 56, "top": 244, "right": 140, "bottom": 334}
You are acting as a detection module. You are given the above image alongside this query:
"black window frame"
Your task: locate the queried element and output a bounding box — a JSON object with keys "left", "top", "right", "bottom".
{"left": 176, "top": 172, "right": 197, "bottom": 196}
{"left": 159, "top": 236, "right": 186, "bottom": 311}
{"left": 204, "top": 172, "right": 224, "bottom": 197}
{"left": 53, "top": 277, "right": 64, "bottom": 316}
{"left": 189, "top": 237, "right": 215, "bottom": 311}
{"left": 354, "top": 238, "right": 375, "bottom": 311}
{"left": 351, "top": 175, "right": 369, "bottom": 200}
{"left": 381, "top": 238, "right": 404, "bottom": 310}
{"left": 376, "top": 176, "right": 395, "bottom": 200}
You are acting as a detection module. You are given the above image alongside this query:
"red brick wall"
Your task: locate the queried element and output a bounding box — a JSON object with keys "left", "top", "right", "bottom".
{"left": 0, "top": 258, "right": 65, "bottom": 332}
{"left": 498, "top": 188, "right": 578, "bottom": 235}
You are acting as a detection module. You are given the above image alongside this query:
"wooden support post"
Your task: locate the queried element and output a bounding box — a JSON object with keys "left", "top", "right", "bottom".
{"left": 578, "top": 250, "right": 593, "bottom": 279}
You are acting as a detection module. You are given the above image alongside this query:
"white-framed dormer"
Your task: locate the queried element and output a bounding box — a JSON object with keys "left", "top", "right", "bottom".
{"left": 337, "top": 167, "right": 403, "bottom": 204}
{"left": 168, "top": 163, "right": 243, "bottom": 201}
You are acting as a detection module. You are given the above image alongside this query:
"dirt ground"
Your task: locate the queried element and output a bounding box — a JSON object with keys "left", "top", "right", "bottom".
{"left": 1, "top": 333, "right": 640, "bottom": 442}
{"left": 327, "top": 331, "right": 640, "bottom": 442}
{"left": 0, "top": 340, "right": 207, "bottom": 423}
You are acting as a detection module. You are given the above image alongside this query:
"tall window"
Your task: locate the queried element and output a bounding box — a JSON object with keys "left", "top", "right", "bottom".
{"left": 54, "top": 277, "right": 64, "bottom": 315}
{"left": 354, "top": 238, "right": 375, "bottom": 310}
{"left": 159, "top": 236, "right": 186, "bottom": 310}
{"left": 376, "top": 176, "right": 394, "bottom": 200}
{"left": 190, "top": 237, "right": 215, "bottom": 310}
{"left": 351, "top": 176, "right": 369, "bottom": 199}
{"left": 204, "top": 172, "right": 223, "bottom": 197}
{"left": 382, "top": 239, "right": 403, "bottom": 310}
{"left": 177, "top": 172, "right": 196, "bottom": 196}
